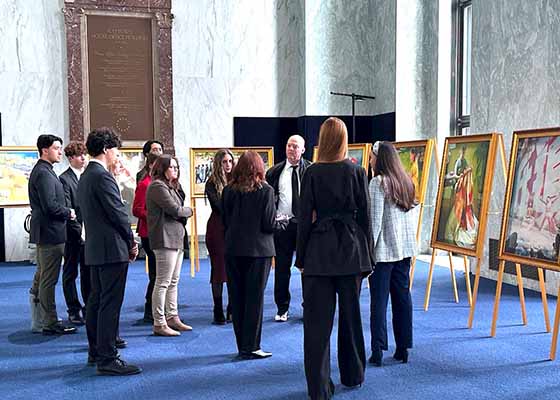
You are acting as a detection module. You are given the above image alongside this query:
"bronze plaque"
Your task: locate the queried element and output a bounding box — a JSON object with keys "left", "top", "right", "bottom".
{"left": 86, "top": 15, "right": 154, "bottom": 141}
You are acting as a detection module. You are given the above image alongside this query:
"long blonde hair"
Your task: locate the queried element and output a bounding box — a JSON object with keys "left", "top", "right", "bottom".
{"left": 316, "top": 117, "right": 348, "bottom": 162}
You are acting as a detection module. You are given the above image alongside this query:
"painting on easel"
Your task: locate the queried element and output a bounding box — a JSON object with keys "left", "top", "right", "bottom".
{"left": 394, "top": 139, "right": 434, "bottom": 202}
{"left": 499, "top": 128, "right": 560, "bottom": 271}
{"left": 431, "top": 134, "right": 499, "bottom": 257}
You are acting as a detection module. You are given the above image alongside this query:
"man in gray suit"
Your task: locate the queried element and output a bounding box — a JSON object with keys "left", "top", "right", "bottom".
{"left": 78, "top": 127, "right": 141, "bottom": 376}
{"left": 28, "top": 134, "right": 77, "bottom": 335}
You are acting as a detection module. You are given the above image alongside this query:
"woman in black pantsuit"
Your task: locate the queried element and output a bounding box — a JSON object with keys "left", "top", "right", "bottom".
{"left": 296, "top": 117, "right": 374, "bottom": 400}
{"left": 222, "top": 151, "right": 276, "bottom": 360}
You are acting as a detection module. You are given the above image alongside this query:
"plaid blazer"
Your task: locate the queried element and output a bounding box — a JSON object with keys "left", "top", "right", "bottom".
{"left": 369, "top": 176, "right": 419, "bottom": 263}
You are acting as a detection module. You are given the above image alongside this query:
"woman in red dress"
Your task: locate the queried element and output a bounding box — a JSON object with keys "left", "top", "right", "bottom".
{"left": 205, "top": 149, "right": 235, "bottom": 324}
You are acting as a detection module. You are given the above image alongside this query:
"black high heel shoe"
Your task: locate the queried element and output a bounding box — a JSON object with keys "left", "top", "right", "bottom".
{"left": 226, "top": 304, "right": 232, "bottom": 323}
{"left": 393, "top": 348, "right": 408, "bottom": 363}
{"left": 368, "top": 349, "right": 383, "bottom": 367}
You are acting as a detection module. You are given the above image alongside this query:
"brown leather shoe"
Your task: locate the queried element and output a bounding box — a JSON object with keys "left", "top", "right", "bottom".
{"left": 167, "top": 316, "right": 192, "bottom": 332}
{"left": 153, "top": 324, "right": 180, "bottom": 336}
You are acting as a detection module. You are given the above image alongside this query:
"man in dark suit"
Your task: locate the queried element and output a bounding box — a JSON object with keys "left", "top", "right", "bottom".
{"left": 29, "top": 134, "right": 77, "bottom": 335}
{"left": 78, "top": 127, "right": 141, "bottom": 376}
{"left": 265, "top": 135, "right": 311, "bottom": 322}
{"left": 60, "top": 142, "right": 88, "bottom": 325}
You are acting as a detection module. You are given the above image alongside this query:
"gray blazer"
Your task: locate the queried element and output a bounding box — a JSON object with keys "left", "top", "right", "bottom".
{"left": 146, "top": 180, "right": 192, "bottom": 250}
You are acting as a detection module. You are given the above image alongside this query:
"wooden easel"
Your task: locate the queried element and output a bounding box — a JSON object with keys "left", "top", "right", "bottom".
{"left": 490, "top": 260, "right": 550, "bottom": 336}
{"left": 424, "top": 134, "right": 505, "bottom": 315}
{"left": 404, "top": 139, "right": 438, "bottom": 290}
{"left": 188, "top": 197, "right": 201, "bottom": 278}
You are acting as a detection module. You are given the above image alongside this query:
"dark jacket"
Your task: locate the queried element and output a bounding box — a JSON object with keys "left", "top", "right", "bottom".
{"left": 265, "top": 158, "right": 312, "bottom": 209}
{"left": 28, "top": 159, "right": 72, "bottom": 245}
{"left": 146, "top": 180, "right": 192, "bottom": 250}
{"left": 77, "top": 161, "right": 134, "bottom": 265}
{"left": 221, "top": 183, "right": 276, "bottom": 257}
{"left": 295, "top": 160, "right": 374, "bottom": 276}
{"left": 59, "top": 167, "right": 83, "bottom": 244}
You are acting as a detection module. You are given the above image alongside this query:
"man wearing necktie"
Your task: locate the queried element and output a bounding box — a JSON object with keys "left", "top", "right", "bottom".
{"left": 265, "top": 135, "right": 311, "bottom": 322}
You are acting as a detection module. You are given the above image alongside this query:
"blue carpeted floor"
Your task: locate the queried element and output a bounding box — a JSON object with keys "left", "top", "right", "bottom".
{"left": 1, "top": 259, "right": 560, "bottom": 399}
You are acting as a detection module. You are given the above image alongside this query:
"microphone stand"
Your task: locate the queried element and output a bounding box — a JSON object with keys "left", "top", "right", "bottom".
{"left": 330, "top": 92, "right": 376, "bottom": 143}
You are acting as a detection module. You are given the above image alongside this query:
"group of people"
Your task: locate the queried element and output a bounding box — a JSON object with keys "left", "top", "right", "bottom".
{"left": 27, "top": 117, "right": 419, "bottom": 398}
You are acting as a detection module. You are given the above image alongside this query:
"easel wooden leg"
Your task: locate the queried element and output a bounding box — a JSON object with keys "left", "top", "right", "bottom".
{"left": 515, "top": 263, "right": 527, "bottom": 325}
{"left": 463, "top": 255, "right": 472, "bottom": 307}
{"left": 490, "top": 260, "right": 505, "bottom": 337}
{"left": 549, "top": 284, "right": 560, "bottom": 360}
{"left": 423, "top": 251, "right": 437, "bottom": 311}
{"left": 448, "top": 252, "right": 459, "bottom": 303}
{"left": 467, "top": 257, "right": 481, "bottom": 329}
{"left": 145, "top": 256, "right": 149, "bottom": 274}
{"left": 194, "top": 212, "right": 200, "bottom": 273}
{"left": 538, "top": 268, "right": 551, "bottom": 333}
{"left": 189, "top": 198, "right": 196, "bottom": 278}
{"left": 409, "top": 256, "right": 417, "bottom": 290}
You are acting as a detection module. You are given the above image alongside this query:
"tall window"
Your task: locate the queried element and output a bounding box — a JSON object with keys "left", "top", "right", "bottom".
{"left": 454, "top": 0, "right": 472, "bottom": 135}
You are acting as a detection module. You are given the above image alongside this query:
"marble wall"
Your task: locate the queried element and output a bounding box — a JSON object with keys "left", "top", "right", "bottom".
{"left": 0, "top": 0, "right": 68, "bottom": 261}
{"left": 470, "top": 0, "right": 560, "bottom": 293}
{"left": 305, "top": 0, "right": 395, "bottom": 116}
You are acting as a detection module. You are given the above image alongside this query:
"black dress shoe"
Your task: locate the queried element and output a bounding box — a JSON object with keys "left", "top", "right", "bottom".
{"left": 42, "top": 323, "right": 77, "bottom": 335}
{"left": 96, "top": 357, "right": 142, "bottom": 376}
{"left": 239, "top": 349, "right": 272, "bottom": 360}
{"left": 368, "top": 349, "right": 383, "bottom": 367}
{"left": 393, "top": 348, "right": 409, "bottom": 363}
{"left": 115, "top": 337, "right": 127, "bottom": 349}
{"left": 68, "top": 313, "right": 85, "bottom": 326}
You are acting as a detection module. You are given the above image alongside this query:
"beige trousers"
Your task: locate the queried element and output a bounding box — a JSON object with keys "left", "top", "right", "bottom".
{"left": 152, "top": 248, "right": 184, "bottom": 326}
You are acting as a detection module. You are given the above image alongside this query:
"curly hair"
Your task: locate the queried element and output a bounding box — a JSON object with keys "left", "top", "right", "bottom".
{"left": 64, "top": 142, "right": 87, "bottom": 158}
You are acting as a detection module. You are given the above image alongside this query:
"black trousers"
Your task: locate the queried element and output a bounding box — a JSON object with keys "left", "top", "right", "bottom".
{"left": 303, "top": 274, "right": 365, "bottom": 400}
{"left": 225, "top": 256, "right": 271, "bottom": 354}
{"left": 369, "top": 258, "right": 413, "bottom": 351}
{"left": 86, "top": 262, "right": 128, "bottom": 365}
{"left": 62, "top": 241, "right": 90, "bottom": 315}
{"left": 273, "top": 221, "right": 297, "bottom": 314}
{"left": 141, "top": 237, "right": 157, "bottom": 309}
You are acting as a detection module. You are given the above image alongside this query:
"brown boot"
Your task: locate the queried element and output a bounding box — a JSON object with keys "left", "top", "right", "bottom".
{"left": 167, "top": 316, "right": 192, "bottom": 332}
{"left": 153, "top": 323, "right": 181, "bottom": 336}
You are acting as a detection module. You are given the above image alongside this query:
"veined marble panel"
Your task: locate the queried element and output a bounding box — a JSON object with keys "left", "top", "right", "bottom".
{"left": 471, "top": 0, "right": 560, "bottom": 294}
{"left": 305, "top": 0, "right": 395, "bottom": 116}
{"left": 0, "top": 0, "right": 65, "bottom": 74}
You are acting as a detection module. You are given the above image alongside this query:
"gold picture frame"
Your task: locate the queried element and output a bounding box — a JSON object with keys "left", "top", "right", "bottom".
{"left": 312, "top": 143, "right": 371, "bottom": 170}
{"left": 498, "top": 128, "right": 560, "bottom": 271}
{"left": 0, "top": 146, "right": 39, "bottom": 207}
{"left": 431, "top": 133, "right": 500, "bottom": 258}
{"left": 189, "top": 147, "right": 274, "bottom": 198}
{"left": 393, "top": 139, "right": 435, "bottom": 204}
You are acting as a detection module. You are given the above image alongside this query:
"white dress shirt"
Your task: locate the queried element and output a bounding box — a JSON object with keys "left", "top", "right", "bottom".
{"left": 277, "top": 161, "right": 300, "bottom": 218}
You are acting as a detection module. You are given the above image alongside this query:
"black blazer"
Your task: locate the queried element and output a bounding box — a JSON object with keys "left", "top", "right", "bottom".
{"left": 28, "top": 159, "right": 72, "bottom": 245}
{"left": 59, "top": 167, "right": 83, "bottom": 244}
{"left": 221, "top": 183, "right": 276, "bottom": 257}
{"left": 77, "top": 161, "right": 134, "bottom": 266}
{"left": 265, "top": 158, "right": 312, "bottom": 209}
{"left": 296, "top": 160, "right": 374, "bottom": 276}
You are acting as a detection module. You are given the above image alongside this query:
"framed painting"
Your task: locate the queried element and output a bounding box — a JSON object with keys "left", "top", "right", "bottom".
{"left": 431, "top": 133, "right": 500, "bottom": 257}
{"left": 312, "top": 143, "right": 371, "bottom": 170}
{"left": 498, "top": 128, "right": 560, "bottom": 271}
{"left": 0, "top": 147, "right": 39, "bottom": 207}
{"left": 189, "top": 147, "right": 274, "bottom": 198}
{"left": 115, "top": 148, "right": 143, "bottom": 226}
{"left": 393, "top": 139, "right": 434, "bottom": 203}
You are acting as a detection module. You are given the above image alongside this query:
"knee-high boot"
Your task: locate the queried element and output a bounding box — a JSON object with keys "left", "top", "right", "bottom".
{"left": 212, "top": 283, "right": 226, "bottom": 325}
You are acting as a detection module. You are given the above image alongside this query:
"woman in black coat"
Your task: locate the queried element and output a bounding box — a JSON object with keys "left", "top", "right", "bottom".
{"left": 222, "top": 151, "right": 276, "bottom": 360}
{"left": 296, "top": 117, "right": 374, "bottom": 400}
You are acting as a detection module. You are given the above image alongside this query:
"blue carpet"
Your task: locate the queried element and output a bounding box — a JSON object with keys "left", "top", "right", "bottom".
{"left": 1, "top": 259, "right": 559, "bottom": 399}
